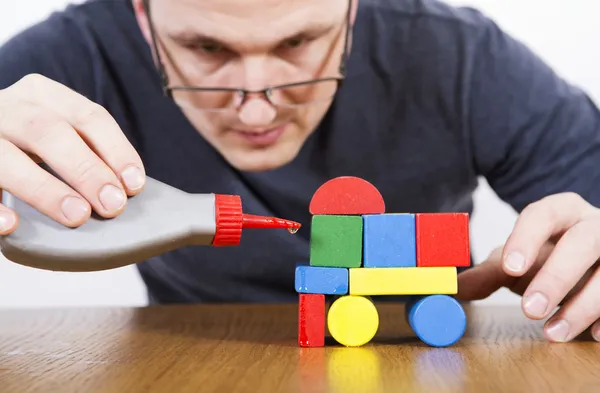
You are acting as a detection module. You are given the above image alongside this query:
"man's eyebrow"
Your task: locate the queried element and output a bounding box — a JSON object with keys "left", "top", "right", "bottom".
{"left": 167, "top": 22, "right": 337, "bottom": 48}
{"left": 281, "top": 23, "right": 337, "bottom": 41}
{"left": 167, "top": 31, "right": 219, "bottom": 46}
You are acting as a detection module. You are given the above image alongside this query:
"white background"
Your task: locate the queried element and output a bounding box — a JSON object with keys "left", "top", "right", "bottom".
{"left": 0, "top": 0, "right": 598, "bottom": 308}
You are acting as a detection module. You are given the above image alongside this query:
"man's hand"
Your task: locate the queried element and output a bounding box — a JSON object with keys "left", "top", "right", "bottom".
{"left": 456, "top": 192, "right": 600, "bottom": 342}
{"left": 0, "top": 74, "right": 146, "bottom": 235}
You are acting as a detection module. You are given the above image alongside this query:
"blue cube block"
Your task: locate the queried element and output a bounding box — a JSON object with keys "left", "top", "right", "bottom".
{"left": 363, "top": 213, "right": 416, "bottom": 267}
{"left": 295, "top": 264, "right": 349, "bottom": 295}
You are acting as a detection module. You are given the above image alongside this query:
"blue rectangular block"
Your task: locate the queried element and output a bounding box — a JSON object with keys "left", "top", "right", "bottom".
{"left": 295, "top": 264, "right": 349, "bottom": 295}
{"left": 363, "top": 213, "right": 417, "bottom": 267}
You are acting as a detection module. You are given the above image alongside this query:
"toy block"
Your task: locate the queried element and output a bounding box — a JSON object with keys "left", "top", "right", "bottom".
{"left": 297, "top": 175, "right": 469, "bottom": 349}
{"left": 406, "top": 295, "right": 466, "bottom": 347}
{"left": 298, "top": 294, "right": 325, "bottom": 347}
{"left": 327, "top": 295, "right": 379, "bottom": 347}
{"left": 309, "top": 176, "right": 385, "bottom": 215}
{"left": 363, "top": 213, "right": 416, "bottom": 267}
{"left": 348, "top": 267, "right": 457, "bottom": 295}
{"left": 310, "top": 215, "right": 362, "bottom": 268}
{"left": 416, "top": 213, "right": 470, "bottom": 267}
{"left": 295, "top": 264, "right": 349, "bottom": 295}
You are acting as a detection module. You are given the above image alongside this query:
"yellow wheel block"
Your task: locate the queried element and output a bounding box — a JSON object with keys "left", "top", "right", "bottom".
{"left": 327, "top": 295, "right": 379, "bottom": 347}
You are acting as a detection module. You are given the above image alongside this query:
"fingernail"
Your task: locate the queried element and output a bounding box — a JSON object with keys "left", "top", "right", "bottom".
{"left": 546, "top": 319, "right": 569, "bottom": 342}
{"left": 523, "top": 292, "right": 549, "bottom": 318}
{"left": 504, "top": 251, "right": 526, "bottom": 272}
{"left": 62, "top": 196, "right": 90, "bottom": 222}
{"left": 121, "top": 166, "right": 145, "bottom": 191}
{"left": 592, "top": 324, "right": 600, "bottom": 341}
{"left": 99, "top": 184, "right": 126, "bottom": 212}
{"left": 0, "top": 210, "right": 15, "bottom": 232}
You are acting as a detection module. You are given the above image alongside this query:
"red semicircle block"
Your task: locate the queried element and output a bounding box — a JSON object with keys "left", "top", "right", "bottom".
{"left": 309, "top": 176, "right": 386, "bottom": 215}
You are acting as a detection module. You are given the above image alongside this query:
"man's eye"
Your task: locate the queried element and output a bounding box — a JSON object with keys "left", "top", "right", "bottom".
{"left": 283, "top": 38, "right": 305, "bottom": 48}
{"left": 200, "top": 43, "right": 223, "bottom": 53}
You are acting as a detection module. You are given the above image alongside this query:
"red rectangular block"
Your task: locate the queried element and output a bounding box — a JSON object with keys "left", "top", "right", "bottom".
{"left": 298, "top": 294, "right": 325, "bottom": 347}
{"left": 416, "top": 213, "right": 470, "bottom": 267}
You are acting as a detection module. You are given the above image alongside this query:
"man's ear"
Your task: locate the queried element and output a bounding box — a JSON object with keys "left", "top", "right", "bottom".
{"left": 132, "top": 0, "right": 152, "bottom": 45}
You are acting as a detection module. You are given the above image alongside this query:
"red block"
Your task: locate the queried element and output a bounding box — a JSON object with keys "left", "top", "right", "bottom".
{"left": 298, "top": 294, "right": 325, "bottom": 347}
{"left": 416, "top": 213, "right": 470, "bottom": 267}
{"left": 309, "top": 176, "right": 385, "bottom": 215}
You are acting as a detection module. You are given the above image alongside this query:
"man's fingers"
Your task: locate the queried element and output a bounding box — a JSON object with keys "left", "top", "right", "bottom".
{"left": 456, "top": 251, "right": 516, "bottom": 301}
{"left": 11, "top": 74, "right": 146, "bottom": 195}
{"left": 0, "top": 199, "right": 18, "bottom": 235}
{"left": 590, "top": 318, "right": 600, "bottom": 342}
{"left": 3, "top": 99, "right": 127, "bottom": 218}
{"left": 542, "top": 265, "right": 600, "bottom": 342}
{"left": 502, "top": 193, "right": 596, "bottom": 278}
{"left": 456, "top": 241, "right": 557, "bottom": 302}
{"left": 0, "top": 138, "right": 91, "bottom": 227}
{"left": 456, "top": 265, "right": 502, "bottom": 301}
{"left": 26, "top": 152, "right": 43, "bottom": 164}
{"left": 520, "top": 218, "right": 600, "bottom": 320}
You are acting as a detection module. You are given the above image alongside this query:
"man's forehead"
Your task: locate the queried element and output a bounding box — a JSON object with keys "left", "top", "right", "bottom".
{"left": 157, "top": 0, "right": 347, "bottom": 46}
{"left": 162, "top": 0, "right": 344, "bottom": 16}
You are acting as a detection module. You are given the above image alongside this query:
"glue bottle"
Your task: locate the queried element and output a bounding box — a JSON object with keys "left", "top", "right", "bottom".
{"left": 0, "top": 176, "right": 301, "bottom": 272}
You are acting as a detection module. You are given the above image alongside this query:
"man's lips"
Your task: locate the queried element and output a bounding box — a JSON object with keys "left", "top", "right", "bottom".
{"left": 231, "top": 124, "right": 287, "bottom": 147}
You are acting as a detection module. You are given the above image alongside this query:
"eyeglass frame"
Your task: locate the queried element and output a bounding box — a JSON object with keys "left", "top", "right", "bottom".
{"left": 141, "top": 0, "right": 353, "bottom": 109}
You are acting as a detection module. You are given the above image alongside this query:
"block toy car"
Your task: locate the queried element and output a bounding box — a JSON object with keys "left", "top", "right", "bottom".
{"left": 295, "top": 176, "right": 468, "bottom": 348}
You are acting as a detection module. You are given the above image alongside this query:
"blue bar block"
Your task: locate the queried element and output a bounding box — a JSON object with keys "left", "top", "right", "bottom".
{"left": 295, "top": 264, "right": 349, "bottom": 295}
{"left": 407, "top": 295, "right": 466, "bottom": 347}
{"left": 363, "top": 213, "right": 416, "bottom": 267}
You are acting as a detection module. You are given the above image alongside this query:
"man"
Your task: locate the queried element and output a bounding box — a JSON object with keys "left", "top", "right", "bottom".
{"left": 1, "top": 0, "right": 600, "bottom": 343}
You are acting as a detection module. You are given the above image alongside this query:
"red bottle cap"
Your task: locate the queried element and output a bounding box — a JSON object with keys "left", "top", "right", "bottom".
{"left": 212, "top": 194, "right": 302, "bottom": 246}
{"left": 212, "top": 194, "right": 243, "bottom": 246}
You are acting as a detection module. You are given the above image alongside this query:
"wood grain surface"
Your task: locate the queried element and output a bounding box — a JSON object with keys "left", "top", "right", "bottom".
{"left": 0, "top": 302, "right": 599, "bottom": 393}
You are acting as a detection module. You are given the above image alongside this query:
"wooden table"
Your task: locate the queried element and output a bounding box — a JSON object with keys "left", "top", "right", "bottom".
{"left": 0, "top": 302, "right": 599, "bottom": 393}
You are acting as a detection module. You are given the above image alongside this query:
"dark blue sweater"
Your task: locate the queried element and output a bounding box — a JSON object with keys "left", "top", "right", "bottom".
{"left": 2, "top": 0, "right": 600, "bottom": 303}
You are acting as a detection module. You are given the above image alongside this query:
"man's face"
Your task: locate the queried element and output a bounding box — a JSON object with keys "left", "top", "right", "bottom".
{"left": 134, "top": 0, "right": 354, "bottom": 172}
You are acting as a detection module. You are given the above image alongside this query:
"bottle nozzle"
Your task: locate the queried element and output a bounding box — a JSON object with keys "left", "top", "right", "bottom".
{"left": 213, "top": 194, "right": 302, "bottom": 246}
{"left": 242, "top": 214, "right": 302, "bottom": 231}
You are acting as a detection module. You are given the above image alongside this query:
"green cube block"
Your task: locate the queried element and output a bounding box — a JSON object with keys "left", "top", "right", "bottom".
{"left": 310, "top": 215, "right": 363, "bottom": 268}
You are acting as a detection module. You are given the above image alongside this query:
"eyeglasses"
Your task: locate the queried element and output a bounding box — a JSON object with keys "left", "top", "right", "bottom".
{"left": 142, "top": 0, "right": 352, "bottom": 111}
{"left": 164, "top": 77, "right": 343, "bottom": 111}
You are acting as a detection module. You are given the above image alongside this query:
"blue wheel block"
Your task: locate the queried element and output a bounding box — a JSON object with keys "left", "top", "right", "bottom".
{"left": 403, "top": 295, "right": 421, "bottom": 321}
{"left": 407, "top": 295, "right": 466, "bottom": 347}
{"left": 295, "top": 264, "right": 349, "bottom": 295}
{"left": 363, "top": 214, "right": 416, "bottom": 267}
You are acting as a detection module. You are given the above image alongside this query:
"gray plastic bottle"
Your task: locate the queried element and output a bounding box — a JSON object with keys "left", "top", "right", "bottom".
{"left": 0, "top": 176, "right": 300, "bottom": 272}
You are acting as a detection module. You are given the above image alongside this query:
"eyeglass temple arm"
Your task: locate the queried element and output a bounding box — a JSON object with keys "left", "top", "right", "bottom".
{"left": 142, "top": 0, "right": 172, "bottom": 96}
{"left": 339, "top": 0, "right": 353, "bottom": 77}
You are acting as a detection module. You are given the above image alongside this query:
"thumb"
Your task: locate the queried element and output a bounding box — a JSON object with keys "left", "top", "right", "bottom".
{"left": 455, "top": 250, "right": 515, "bottom": 301}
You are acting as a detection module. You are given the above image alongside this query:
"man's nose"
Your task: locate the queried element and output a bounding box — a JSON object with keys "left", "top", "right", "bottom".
{"left": 237, "top": 96, "right": 277, "bottom": 126}
{"left": 235, "top": 56, "right": 279, "bottom": 126}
